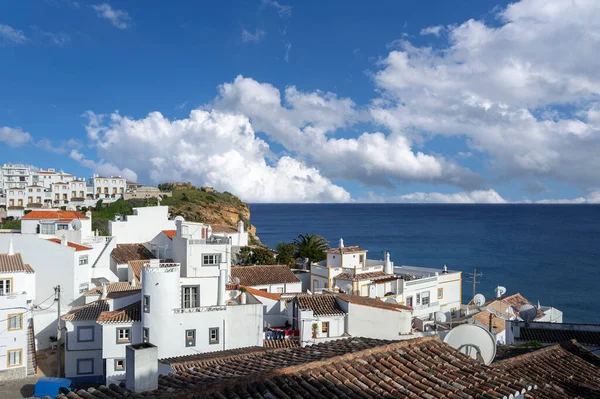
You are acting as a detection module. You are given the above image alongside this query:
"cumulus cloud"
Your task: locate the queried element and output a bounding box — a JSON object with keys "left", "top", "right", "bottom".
{"left": 261, "top": 0, "right": 292, "bottom": 17}
{"left": 80, "top": 110, "right": 350, "bottom": 203}
{"left": 36, "top": 138, "right": 82, "bottom": 154}
{"left": 70, "top": 149, "right": 138, "bottom": 182}
{"left": 362, "top": 189, "right": 507, "bottom": 204}
{"left": 211, "top": 76, "right": 482, "bottom": 189}
{"left": 0, "top": 127, "right": 32, "bottom": 147}
{"left": 91, "top": 3, "right": 131, "bottom": 29}
{"left": 372, "top": 0, "right": 600, "bottom": 189}
{"left": 420, "top": 25, "right": 443, "bottom": 37}
{"left": 241, "top": 28, "right": 266, "bottom": 43}
{"left": 0, "top": 24, "right": 27, "bottom": 46}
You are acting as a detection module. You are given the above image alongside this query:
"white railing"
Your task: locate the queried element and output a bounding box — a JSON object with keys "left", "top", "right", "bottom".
{"left": 82, "top": 236, "right": 114, "bottom": 244}
{"left": 187, "top": 237, "right": 230, "bottom": 245}
{"left": 173, "top": 305, "right": 226, "bottom": 314}
{"left": 412, "top": 301, "right": 440, "bottom": 311}
{"left": 404, "top": 276, "right": 437, "bottom": 287}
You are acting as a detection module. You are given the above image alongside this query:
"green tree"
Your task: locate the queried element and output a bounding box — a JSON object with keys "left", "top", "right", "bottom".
{"left": 236, "top": 246, "right": 275, "bottom": 265}
{"left": 275, "top": 242, "right": 296, "bottom": 265}
{"left": 293, "top": 233, "right": 328, "bottom": 265}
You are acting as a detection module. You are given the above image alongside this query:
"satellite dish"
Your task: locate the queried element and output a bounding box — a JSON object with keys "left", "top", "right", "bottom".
{"left": 71, "top": 219, "right": 82, "bottom": 231}
{"left": 443, "top": 324, "right": 497, "bottom": 365}
{"left": 435, "top": 311, "right": 448, "bottom": 323}
{"left": 385, "top": 297, "right": 398, "bottom": 304}
{"left": 519, "top": 304, "right": 537, "bottom": 322}
{"left": 495, "top": 286, "right": 507, "bottom": 298}
{"left": 345, "top": 284, "right": 352, "bottom": 294}
{"left": 473, "top": 294, "right": 486, "bottom": 306}
{"left": 233, "top": 277, "right": 241, "bottom": 284}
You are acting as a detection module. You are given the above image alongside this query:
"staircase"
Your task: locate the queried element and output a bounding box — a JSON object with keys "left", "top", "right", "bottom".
{"left": 26, "top": 318, "right": 37, "bottom": 376}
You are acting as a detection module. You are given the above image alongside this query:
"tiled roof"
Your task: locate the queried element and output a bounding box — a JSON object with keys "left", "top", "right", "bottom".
{"left": 161, "top": 346, "right": 271, "bottom": 370}
{"left": 335, "top": 293, "right": 412, "bottom": 311}
{"left": 263, "top": 338, "right": 300, "bottom": 349}
{"left": 46, "top": 238, "right": 92, "bottom": 252}
{"left": 231, "top": 265, "right": 299, "bottom": 287}
{"left": 84, "top": 282, "right": 141, "bottom": 299}
{"left": 501, "top": 293, "right": 544, "bottom": 319}
{"left": 334, "top": 270, "right": 390, "bottom": 281}
{"left": 111, "top": 243, "right": 155, "bottom": 264}
{"left": 492, "top": 340, "right": 600, "bottom": 398}
{"left": 0, "top": 253, "right": 35, "bottom": 274}
{"left": 243, "top": 286, "right": 282, "bottom": 301}
{"left": 62, "top": 300, "right": 109, "bottom": 321}
{"left": 487, "top": 299, "right": 514, "bottom": 317}
{"left": 326, "top": 245, "right": 366, "bottom": 254}
{"left": 97, "top": 301, "right": 141, "bottom": 324}
{"left": 22, "top": 210, "right": 88, "bottom": 220}
{"left": 162, "top": 229, "right": 177, "bottom": 239}
{"left": 211, "top": 224, "right": 238, "bottom": 233}
{"left": 473, "top": 309, "right": 506, "bottom": 333}
{"left": 296, "top": 294, "right": 345, "bottom": 316}
{"left": 517, "top": 326, "right": 600, "bottom": 346}
{"left": 128, "top": 259, "right": 175, "bottom": 281}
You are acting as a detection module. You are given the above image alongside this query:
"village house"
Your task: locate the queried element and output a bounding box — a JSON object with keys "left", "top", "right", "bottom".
{"left": 231, "top": 264, "right": 301, "bottom": 293}
{"left": 89, "top": 174, "right": 126, "bottom": 201}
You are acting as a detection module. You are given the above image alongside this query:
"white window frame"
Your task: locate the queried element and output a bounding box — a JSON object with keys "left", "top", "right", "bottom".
{"left": 202, "top": 254, "right": 220, "bottom": 266}
{"left": 117, "top": 328, "right": 130, "bottom": 344}
{"left": 7, "top": 349, "right": 22, "bottom": 367}
{"left": 79, "top": 283, "right": 89, "bottom": 294}
{"left": 182, "top": 286, "right": 199, "bottom": 308}
{"left": 0, "top": 279, "right": 12, "bottom": 295}
{"left": 79, "top": 255, "right": 89, "bottom": 265}
{"left": 209, "top": 327, "right": 219, "bottom": 344}
{"left": 8, "top": 314, "right": 23, "bottom": 331}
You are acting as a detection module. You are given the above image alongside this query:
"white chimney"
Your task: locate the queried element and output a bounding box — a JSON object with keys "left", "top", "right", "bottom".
{"left": 240, "top": 292, "right": 247, "bottom": 305}
{"left": 237, "top": 220, "right": 244, "bottom": 234}
{"left": 217, "top": 269, "right": 226, "bottom": 306}
{"left": 131, "top": 276, "right": 137, "bottom": 287}
{"left": 101, "top": 284, "right": 108, "bottom": 300}
{"left": 126, "top": 343, "right": 158, "bottom": 393}
{"left": 61, "top": 235, "right": 68, "bottom": 246}
{"left": 8, "top": 238, "right": 14, "bottom": 256}
{"left": 339, "top": 238, "right": 344, "bottom": 248}
{"left": 384, "top": 251, "right": 393, "bottom": 274}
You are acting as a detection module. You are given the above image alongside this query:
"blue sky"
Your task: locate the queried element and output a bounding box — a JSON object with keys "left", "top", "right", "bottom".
{"left": 1, "top": 0, "right": 599, "bottom": 203}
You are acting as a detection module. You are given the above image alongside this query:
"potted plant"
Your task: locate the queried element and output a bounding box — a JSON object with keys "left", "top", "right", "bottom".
{"left": 311, "top": 323, "right": 318, "bottom": 339}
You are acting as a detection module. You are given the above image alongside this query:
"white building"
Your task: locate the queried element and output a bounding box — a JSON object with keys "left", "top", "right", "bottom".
{"left": 89, "top": 174, "right": 126, "bottom": 201}
{"left": 1, "top": 164, "right": 31, "bottom": 195}
{"left": 231, "top": 265, "right": 301, "bottom": 293}
{"left": 0, "top": 243, "right": 36, "bottom": 380}
{"left": 31, "top": 168, "right": 75, "bottom": 190}
{"left": 20, "top": 209, "right": 92, "bottom": 240}
{"left": 109, "top": 206, "right": 176, "bottom": 245}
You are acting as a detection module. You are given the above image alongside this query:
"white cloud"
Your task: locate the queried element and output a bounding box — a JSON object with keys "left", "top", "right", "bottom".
{"left": 91, "top": 3, "right": 131, "bottom": 29}
{"left": 420, "top": 25, "right": 443, "bottom": 37}
{"left": 36, "top": 138, "right": 81, "bottom": 154}
{"left": 0, "top": 24, "right": 27, "bottom": 46}
{"left": 261, "top": 0, "right": 292, "bottom": 17}
{"left": 80, "top": 109, "right": 350, "bottom": 203}
{"left": 241, "top": 28, "right": 265, "bottom": 43}
{"left": 70, "top": 149, "right": 138, "bottom": 182}
{"left": 284, "top": 41, "right": 291, "bottom": 62}
{"left": 0, "top": 127, "right": 32, "bottom": 147}
{"left": 42, "top": 31, "right": 70, "bottom": 46}
{"left": 362, "top": 189, "right": 507, "bottom": 204}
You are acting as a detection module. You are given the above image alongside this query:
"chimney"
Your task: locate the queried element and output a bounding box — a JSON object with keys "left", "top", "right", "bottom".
{"left": 237, "top": 220, "right": 244, "bottom": 234}
{"left": 240, "top": 292, "right": 247, "bottom": 305}
{"left": 131, "top": 276, "right": 137, "bottom": 287}
{"left": 61, "top": 235, "right": 68, "bottom": 246}
{"left": 384, "top": 251, "right": 393, "bottom": 275}
{"left": 101, "top": 284, "right": 108, "bottom": 300}
{"left": 125, "top": 343, "right": 158, "bottom": 393}
{"left": 217, "top": 268, "right": 226, "bottom": 306}
{"left": 339, "top": 238, "right": 344, "bottom": 248}
{"left": 8, "top": 238, "right": 14, "bottom": 256}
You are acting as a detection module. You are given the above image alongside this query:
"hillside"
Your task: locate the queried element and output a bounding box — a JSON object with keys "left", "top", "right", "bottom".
{"left": 92, "top": 183, "right": 258, "bottom": 242}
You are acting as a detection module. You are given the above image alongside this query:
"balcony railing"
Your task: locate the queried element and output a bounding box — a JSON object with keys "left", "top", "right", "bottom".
{"left": 173, "top": 305, "right": 226, "bottom": 314}
{"left": 187, "top": 237, "right": 231, "bottom": 245}
{"left": 412, "top": 301, "right": 440, "bottom": 311}
{"left": 404, "top": 276, "right": 437, "bottom": 287}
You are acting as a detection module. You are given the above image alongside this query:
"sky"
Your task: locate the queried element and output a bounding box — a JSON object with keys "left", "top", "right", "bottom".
{"left": 2, "top": 0, "right": 600, "bottom": 203}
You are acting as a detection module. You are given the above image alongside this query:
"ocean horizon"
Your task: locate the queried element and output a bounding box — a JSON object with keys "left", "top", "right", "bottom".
{"left": 250, "top": 203, "right": 600, "bottom": 324}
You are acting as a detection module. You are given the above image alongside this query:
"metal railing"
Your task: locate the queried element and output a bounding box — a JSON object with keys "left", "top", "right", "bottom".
{"left": 187, "top": 237, "right": 230, "bottom": 245}
{"left": 173, "top": 305, "right": 227, "bottom": 314}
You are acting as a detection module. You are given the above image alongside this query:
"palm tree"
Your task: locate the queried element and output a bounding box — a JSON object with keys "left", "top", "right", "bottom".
{"left": 293, "top": 233, "right": 329, "bottom": 265}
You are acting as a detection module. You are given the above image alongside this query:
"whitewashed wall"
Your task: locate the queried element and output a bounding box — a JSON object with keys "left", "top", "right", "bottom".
{"left": 109, "top": 206, "right": 175, "bottom": 245}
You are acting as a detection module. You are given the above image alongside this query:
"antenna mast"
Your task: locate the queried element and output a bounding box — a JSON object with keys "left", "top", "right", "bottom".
{"left": 467, "top": 268, "right": 483, "bottom": 299}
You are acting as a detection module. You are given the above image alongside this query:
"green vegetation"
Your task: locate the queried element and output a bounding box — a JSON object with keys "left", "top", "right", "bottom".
{"left": 0, "top": 219, "right": 21, "bottom": 230}
{"left": 159, "top": 185, "right": 245, "bottom": 209}
{"left": 91, "top": 198, "right": 160, "bottom": 235}
{"left": 236, "top": 246, "right": 276, "bottom": 265}
{"left": 293, "top": 233, "right": 328, "bottom": 264}
{"left": 275, "top": 242, "right": 296, "bottom": 265}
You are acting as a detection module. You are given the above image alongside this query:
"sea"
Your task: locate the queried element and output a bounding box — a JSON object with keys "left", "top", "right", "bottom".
{"left": 250, "top": 204, "right": 600, "bottom": 324}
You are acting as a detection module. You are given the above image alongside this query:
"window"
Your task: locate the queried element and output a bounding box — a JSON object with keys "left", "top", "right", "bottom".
{"left": 7, "top": 349, "right": 22, "bottom": 367}
{"left": 202, "top": 254, "right": 220, "bottom": 266}
{"left": 143, "top": 295, "right": 150, "bottom": 313}
{"left": 359, "top": 254, "right": 365, "bottom": 263}
{"left": 186, "top": 329, "right": 196, "bottom": 347}
{"left": 143, "top": 328, "right": 149, "bottom": 343}
{"left": 405, "top": 296, "right": 413, "bottom": 307}
{"left": 276, "top": 287, "right": 284, "bottom": 293}
{"left": 40, "top": 223, "right": 56, "bottom": 235}
{"left": 77, "top": 326, "right": 94, "bottom": 342}
{"left": 27, "top": 196, "right": 32, "bottom": 203}
{"left": 422, "top": 291, "right": 430, "bottom": 306}
{"left": 36, "top": 196, "right": 41, "bottom": 203}
{"left": 209, "top": 327, "right": 219, "bottom": 344}
{"left": 0, "top": 279, "right": 12, "bottom": 295}
{"left": 117, "top": 328, "right": 130, "bottom": 343}
{"left": 437, "top": 288, "right": 444, "bottom": 300}
{"left": 57, "top": 224, "right": 69, "bottom": 230}
{"left": 313, "top": 280, "right": 320, "bottom": 290}
{"left": 55, "top": 194, "right": 60, "bottom": 200}
{"left": 79, "top": 255, "right": 89, "bottom": 266}
{"left": 8, "top": 314, "right": 23, "bottom": 331}
{"left": 114, "top": 359, "right": 125, "bottom": 371}
{"left": 63, "top": 193, "right": 68, "bottom": 200}
{"left": 79, "top": 283, "right": 89, "bottom": 294}
{"left": 9, "top": 200, "right": 14, "bottom": 206}
{"left": 72, "top": 191, "right": 76, "bottom": 197}
{"left": 321, "top": 322, "right": 329, "bottom": 337}
{"left": 182, "top": 287, "right": 199, "bottom": 308}
{"left": 80, "top": 191, "right": 84, "bottom": 197}
{"left": 77, "top": 358, "right": 94, "bottom": 375}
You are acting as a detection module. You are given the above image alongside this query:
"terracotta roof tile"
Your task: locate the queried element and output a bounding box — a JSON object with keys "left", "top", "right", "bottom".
{"left": 0, "top": 253, "right": 35, "bottom": 274}
{"left": 111, "top": 243, "right": 155, "bottom": 264}
{"left": 162, "top": 230, "right": 176, "bottom": 239}
{"left": 335, "top": 293, "right": 412, "bottom": 311}
{"left": 128, "top": 259, "right": 174, "bottom": 281}
{"left": 97, "top": 301, "right": 141, "bottom": 324}
{"left": 22, "top": 210, "right": 88, "bottom": 220}
{"left": 517, "top": 326, "right": 600, "bottom": 346}
{"left": 84, "top": 282, "right": 141, "bottom": 299}
{"left": 334, "top": 270, "right": 390, "bottom": 281}
{"left": 473, "top": 309, "right": 506, "bottom": 333}
{"left": 326, "top": 245, "right": 366, "bottom": 254}
{"left": 501, "top": 293, "right": 543, "bottom": 319}
{"left": 243, "top": 286, "right": 282, "bottom": 301}
{"left": 263, "top": 338, "right": 300, "bottom": 349}
{"left": 46, "top": 238, "right": 92, "bottom": 251}
{"left": 296, "top": 294, "right": 345, "bottom": 316}
{"left": 231, "top": 265, "right": 299, "bottom": 287}
{"left": 161, "top": 346, "right": 271, "bottom": 369}
{"left": 62, "top": 300, "right": 109, "bottom": 321}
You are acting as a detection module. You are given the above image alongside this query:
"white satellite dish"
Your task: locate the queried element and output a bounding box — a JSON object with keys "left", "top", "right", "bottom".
{"left": 71, "top": 219, "right": 82, "bottom": 231}
{"left": 344, "top": 284, "right": 352, "bottom": 294}
{"left": 233, "top": 277, "right": 241, "bottom": 284}
{"left": 519, "top": 304, "right": 537, "bottom": 322}
{"left": 473, "top": 293, "right": 486, "bottom": 306}
{"left": 443, "top": 324, "right": 497, "bottom": 365}
{"left": 435, "top": 311, "right": 447, "bottom": 323}
{"left": 495, "top": 286, "right": 507, "bottom": 298}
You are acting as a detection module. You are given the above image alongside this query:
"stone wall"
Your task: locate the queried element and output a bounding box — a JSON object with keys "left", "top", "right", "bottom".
{"left": 0, "top": 366, "right": 27, "bottom": 381}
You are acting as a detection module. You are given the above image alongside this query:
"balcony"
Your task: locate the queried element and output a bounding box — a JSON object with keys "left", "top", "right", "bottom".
{"left": 187, "top": 237, "right": 231, "bottom": 245}
{"left": 71, "top": 197, "right": 85, "bottom": 202}
{"left": 26, "top": 203, "right": 43, "bottom": 208}
{"left": 173, "top": 305, "right": 227, "bottom": 314}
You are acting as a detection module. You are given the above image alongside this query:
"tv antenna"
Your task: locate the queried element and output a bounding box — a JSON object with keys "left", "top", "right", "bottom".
{"left": 494, "top": 286, "right": 507, "bottom": 299}
{"left": 465, "top": 268, "right": 483, "bottom": 299}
